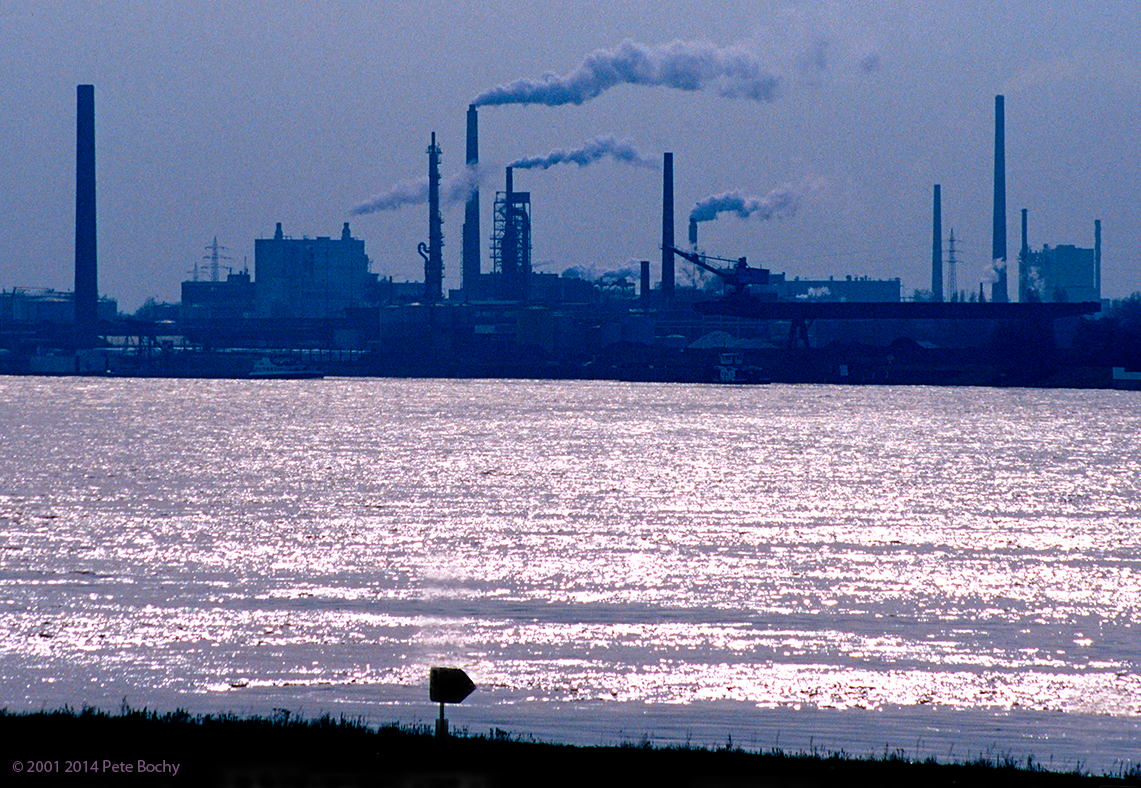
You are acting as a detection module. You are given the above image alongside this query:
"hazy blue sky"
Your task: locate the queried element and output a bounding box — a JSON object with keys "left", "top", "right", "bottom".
{"left": 1, "top": 1, "right": 1137, "bottom": 310}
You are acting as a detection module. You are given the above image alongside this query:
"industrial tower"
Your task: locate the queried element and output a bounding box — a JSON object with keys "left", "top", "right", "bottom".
{"left": 74, "top": 84, "right": 98, "bottom": 342}
{"left": 931, "top": 184, "right": 943, "bottom": 301}
{"left": 991, "top": 95, "right": 1009, "bottom": 302}
{"left": 491, "top": 167, "right": 531, "bottom": 301}
{"left": 420, "top": 132, "right": 444, "bottom": 302}
{"left": 462, "top": 105, "right": 481, "bottom": 298}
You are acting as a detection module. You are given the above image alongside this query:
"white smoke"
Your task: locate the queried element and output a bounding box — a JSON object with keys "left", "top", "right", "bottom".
{"left": 563, "top": 264, "right": 639, "bottom": 282}
{"left": 980, "top": 257, "right": 1006, "bottom": 284}
{"left": 472, "top": 39, "right": 785, "bottom": 107}
{"left": 510, "top": 136, "right": 657, "bottom": 170}
{"left": 350, "top": 164, "right": 486, "bottom": 216}
{"left": 1024, "top": 266, "right": 1045, "bottom": 300}
{"left": 444, "top": 164, "right": 484, "bottom": 204}
{"left": 598, "top": 267, "right": 639, "bottom": 282}
{"left": 796, "top": 286, "right": 833, "bottom": 300}
{"left": 690, "top": 184, "right": 801, "bottom": 223}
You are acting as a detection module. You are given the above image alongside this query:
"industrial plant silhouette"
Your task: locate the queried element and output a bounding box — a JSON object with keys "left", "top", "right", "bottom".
{"left": 1, "top": 83, "right": 1128, "bottom": 388}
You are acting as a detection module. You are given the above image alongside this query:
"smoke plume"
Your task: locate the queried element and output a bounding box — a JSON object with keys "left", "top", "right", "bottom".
{"left": 1024, "top": 266, "right": 1045, "bottom": 299}
{"left": 563, "top": 265, "right": 639, "bottom": 282}
{"left": 690, "top": 185, "right": 801, "bottom": 223}
{"left": 350, "top": 165, "right": 485, "bottom": 216}
{"left": 510, "top": 136, "right": 657, "bottom": 170}
{"left": 472, "top": 39, "right": 784, "bottom": 107}
{"left": 980, "top": 257, "right": 1007, "bottom": 284}
{"left": 598, "top": 267, "right": 639, "bottom": 282}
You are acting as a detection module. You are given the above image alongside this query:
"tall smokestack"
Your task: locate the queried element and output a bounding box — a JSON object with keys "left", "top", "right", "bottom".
{"left": 688, "top": 217, "right": 698, "bottom": 248}
{"left": 931, "top": 184, "right": 942, "bottom": 301}
{"left": 1019, "top": 207, "right": 1029, "bottom": 301}
{"left": 462, "top": 105, "right": 480, "bottom": 298}
{"left": 640, "top": 260, "right": 650, "bottom": 300}
{"left": 425, "top": 132, "right": 443, "bottom": 302}
{"left": 1095, "top": 219, "right": 1102, "bottom": 300}
{"left": 74, "top": 84, "right": 98, "bottom": 339}
{"left": 661, "top": 152, "right": 675, "bottom": 299}
{"left": 991, "top": 95, "right": 1008, "bottom": 302}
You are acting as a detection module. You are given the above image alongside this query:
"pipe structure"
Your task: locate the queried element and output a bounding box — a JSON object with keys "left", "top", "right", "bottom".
{"left": 931, "top": 184, "right": 942, "bottom": 301}
{"left": 991, "top": 95, "right": 1008, "bottom": 302}
{"left": 75, "top": 84, "right": 98, "bottom": 339}
{"left": 462, "top": 105, "right": 480, "bottom": 298}
{"left": 425, "top": 132, "right": 443, "bottom": 302}
{"left": 661, "top": 152, "right": 675, "bottom": 299}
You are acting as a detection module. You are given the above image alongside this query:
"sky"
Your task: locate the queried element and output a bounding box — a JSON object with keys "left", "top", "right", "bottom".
{"left": 0, "top": 1, "right": 1137, "bottom": 311}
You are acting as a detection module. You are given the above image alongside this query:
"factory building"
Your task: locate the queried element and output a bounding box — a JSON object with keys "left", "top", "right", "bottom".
{"left": 254, "top": 222, "right": 377, "bottom": 319}
{"left": 0, "top": 289, "right": 117, "bottom": 324}
{"left": 181, "top": 271, "right": 255, "bottom": 322}
{"left": 1017, "top": 214, "right": 1101, "bottom": 304}
{"left": 1020, "top": 245, "right": 1099, "bottom": 303}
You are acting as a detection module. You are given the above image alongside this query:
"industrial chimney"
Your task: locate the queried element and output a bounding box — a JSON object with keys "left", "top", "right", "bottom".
{"left": 1095, "top": 219, "right": 1102, "bottom": 300}
{"left": 1019, "top": 207, "right": 1029, "bottom": 302}
{"left": 661, "top": 152, "right": 675, "bottom": 299}
{"left": 74, "top": 84, "right": 98, "bottom": 340}
{"left": 1026, "top": 207, "right": 1036, "bottom": 257}
{"left": 991, "top": 95, "right": 1009, "bottom": 302}
{"left": 424, "top": 132, "right": 444, "bottom": 302}
{"left": 462, "top": 105, "right": 480, "bottom": 298}
{"left": 931, "top": 184, "right": 942, "bottom": 301}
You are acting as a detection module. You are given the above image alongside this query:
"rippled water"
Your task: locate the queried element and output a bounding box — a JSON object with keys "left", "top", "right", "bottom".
{"left": 1, "top": 377, "right": 1139, "bottom": 772}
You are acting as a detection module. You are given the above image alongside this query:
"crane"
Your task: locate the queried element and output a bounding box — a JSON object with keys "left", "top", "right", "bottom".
{"left": 664, "top": 245, "right": 770, "bottom": 295}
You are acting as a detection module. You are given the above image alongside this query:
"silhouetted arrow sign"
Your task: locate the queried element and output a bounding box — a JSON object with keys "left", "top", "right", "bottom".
{"left": 430, "top": 666, "right": 475, "bottom": 704}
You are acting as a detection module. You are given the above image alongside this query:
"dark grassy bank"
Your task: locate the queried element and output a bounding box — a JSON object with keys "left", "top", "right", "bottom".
{"left": 2, "top": 707, "right": 1138, "bottom": 787}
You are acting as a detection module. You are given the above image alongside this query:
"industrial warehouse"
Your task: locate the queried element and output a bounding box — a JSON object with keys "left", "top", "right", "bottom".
{"left": 0, "top": 86, "right": 1126, "bottom": 387}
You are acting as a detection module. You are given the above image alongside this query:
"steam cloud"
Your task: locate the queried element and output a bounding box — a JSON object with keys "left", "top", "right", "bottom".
{"left": 472, "top": 39, "right": 785, "bottom": 107}
{"left": 690, "top": 185, "right": 801, "bottom": 223}
{"left": 1025, "top": 266, "right": 1045, "bottom": 296}
{"left": 350, "top": 165, "right": 485, "bottom": 216}
{"left": 599, "top": 267, "right": 639, "bottom": 282}
{"left": 563, "top": 265, "right": 639, "bottom": 282}
{"left": 981, "top": 257, "right": 1007, "bottom": 285}
{"left": 510, "top": 136, "right": 657, "bottom": 170}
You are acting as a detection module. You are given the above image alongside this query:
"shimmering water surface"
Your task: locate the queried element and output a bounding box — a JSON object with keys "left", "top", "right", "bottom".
{"left": 1, "top": 378, "right": 1139, "bottom": 772}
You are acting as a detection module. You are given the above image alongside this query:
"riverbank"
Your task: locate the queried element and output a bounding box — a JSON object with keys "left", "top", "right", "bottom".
{"left": 2, "top": 708, "right": 1137, "bottom": 787}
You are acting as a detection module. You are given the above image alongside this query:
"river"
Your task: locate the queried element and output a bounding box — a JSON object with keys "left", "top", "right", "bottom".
{"left": 0, "top": 377, "right": 1138, "bottom": 772}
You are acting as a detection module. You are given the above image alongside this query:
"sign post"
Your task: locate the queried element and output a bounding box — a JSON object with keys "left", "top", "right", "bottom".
{"left": 429, "top": 666, "right": 475, "bottom": 738}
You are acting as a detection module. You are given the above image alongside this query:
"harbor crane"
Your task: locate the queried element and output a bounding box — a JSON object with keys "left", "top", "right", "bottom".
{"left": 664, "top": 245, "right": 770, "bottom": 295}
